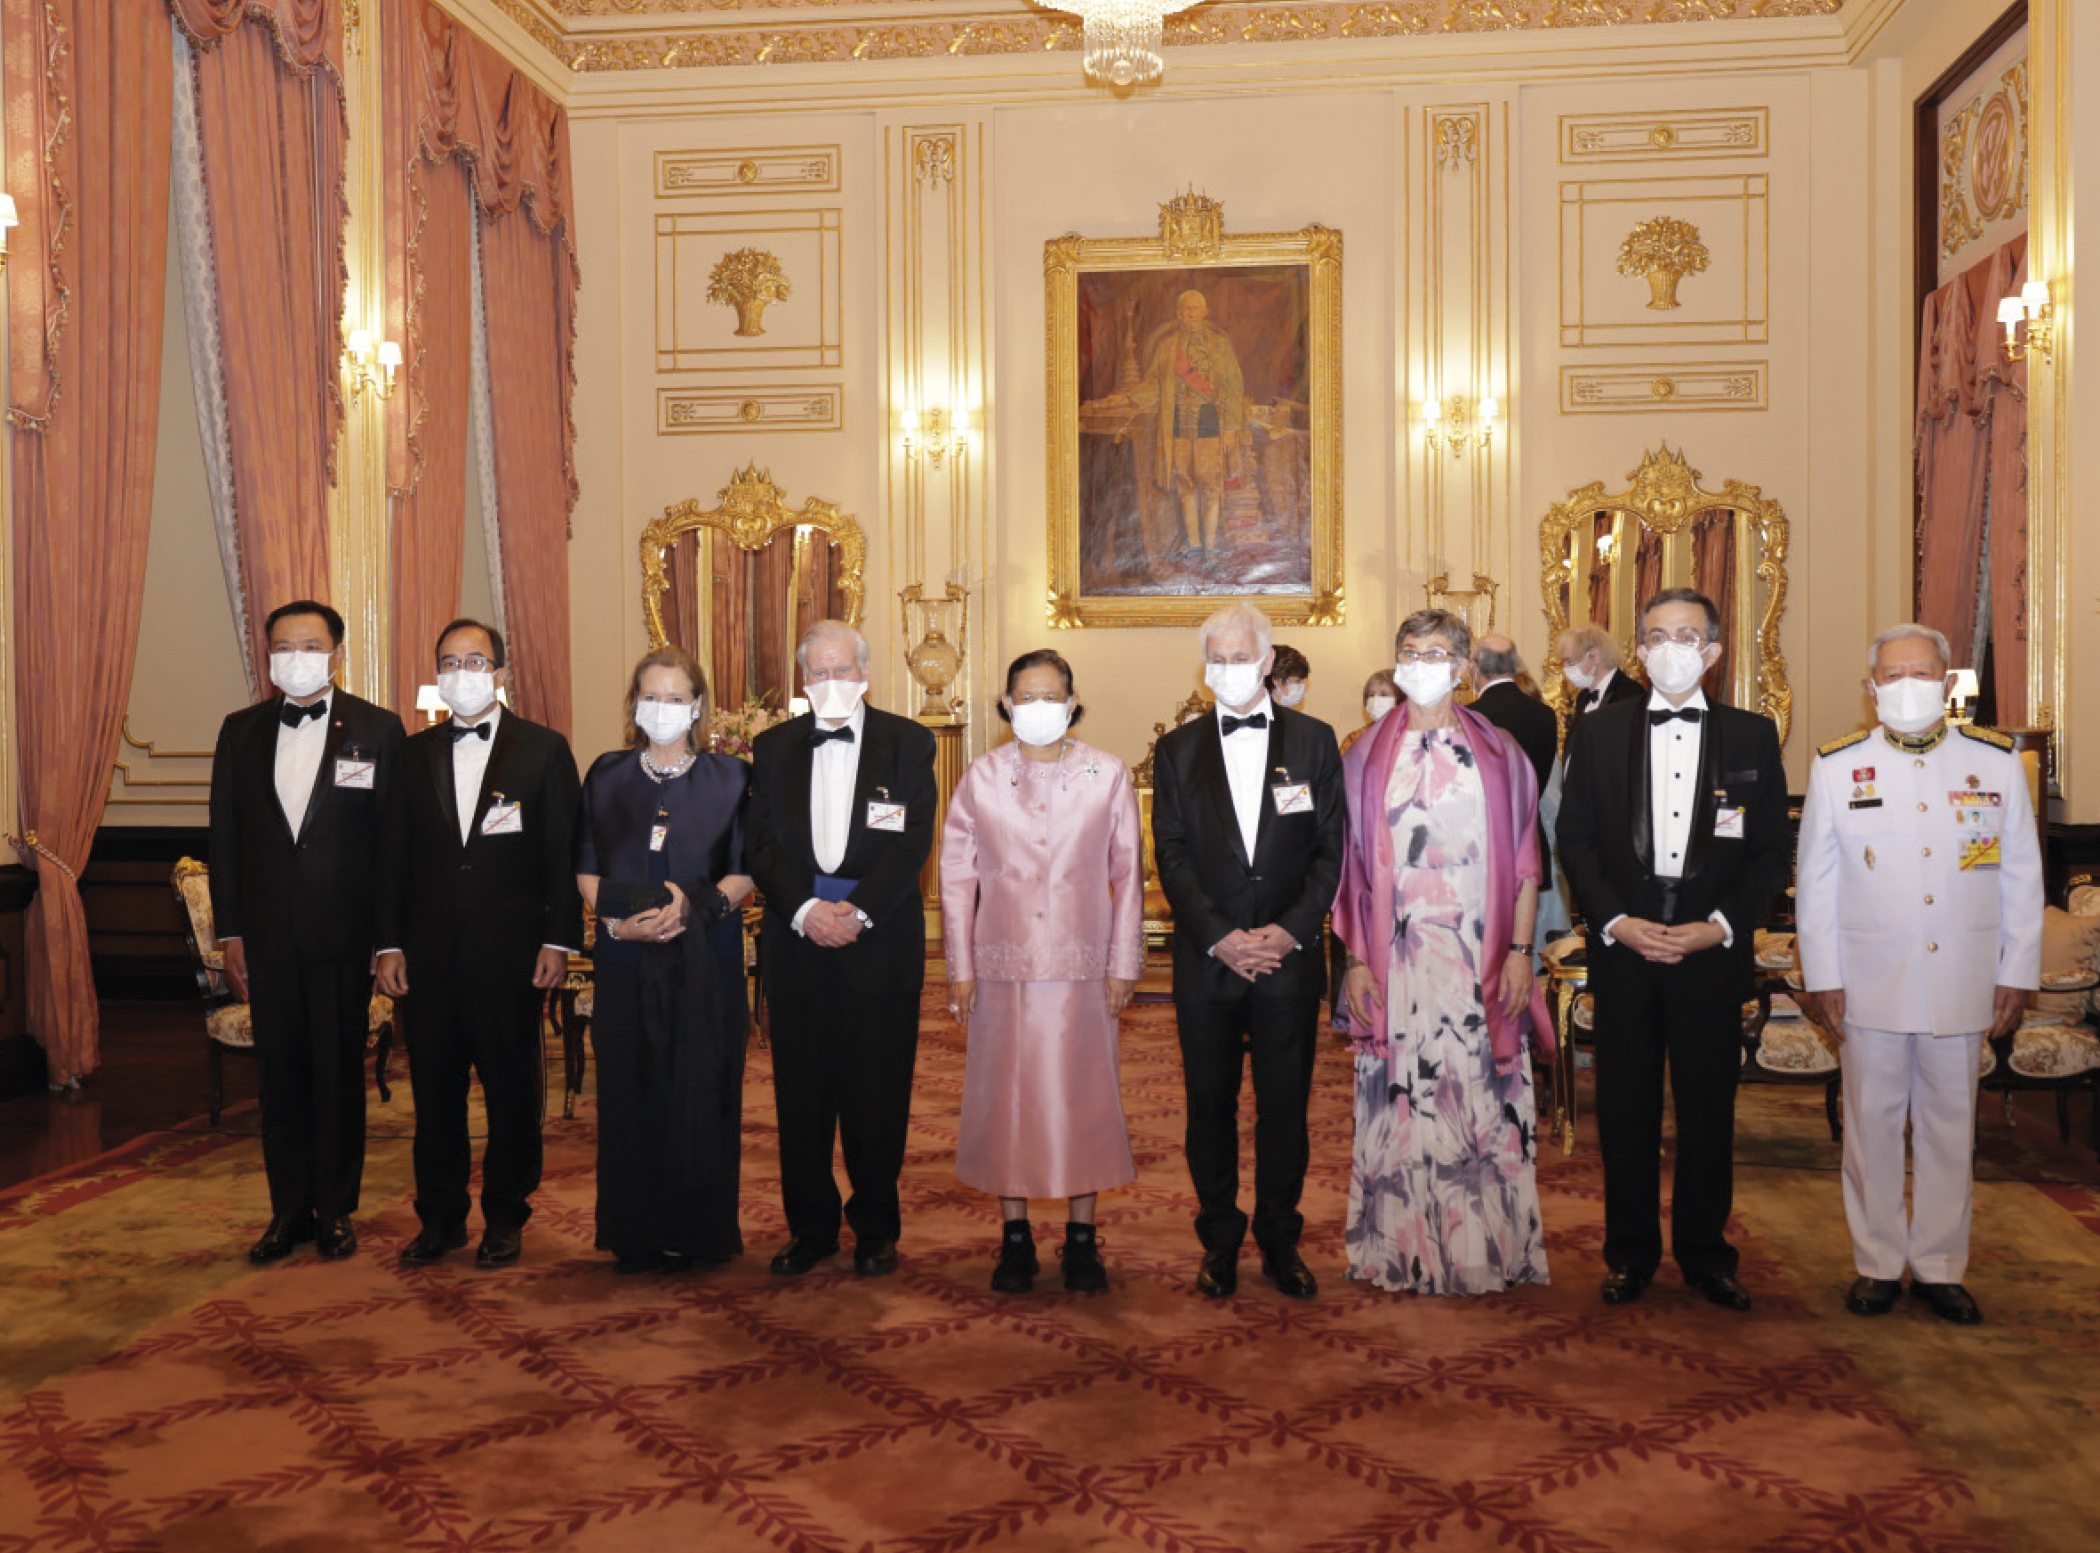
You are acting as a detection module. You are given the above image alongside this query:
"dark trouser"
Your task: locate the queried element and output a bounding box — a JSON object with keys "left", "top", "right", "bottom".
{"left": 247, "top": 956, "right": 372, "bottom": 1221}
{"left": 1592, "top": 952, "right": 1743, "bottom": 1282}
{"left": 1174, "top": 991, "right": 1320, "bottom": 1256}
{"left": 766, "top": 979, "right": 921, "bottom": 1245}
{"left": 402, "top": 976, "right": 546, "bottom": 1233}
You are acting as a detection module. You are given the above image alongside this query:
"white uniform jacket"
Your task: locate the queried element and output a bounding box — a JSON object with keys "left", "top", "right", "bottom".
{"left": 1796, "top": 722, "right": 2042, "bottom": 1036}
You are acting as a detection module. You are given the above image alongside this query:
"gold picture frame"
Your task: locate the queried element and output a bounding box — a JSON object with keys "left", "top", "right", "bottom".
{"left": 1044, "top": 193, "right": 1344, "bottom": 629}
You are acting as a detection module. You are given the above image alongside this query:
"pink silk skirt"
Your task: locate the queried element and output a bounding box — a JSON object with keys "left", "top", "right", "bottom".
{"left": 955, "top": 979, "right": 1137, "bottom": 1200}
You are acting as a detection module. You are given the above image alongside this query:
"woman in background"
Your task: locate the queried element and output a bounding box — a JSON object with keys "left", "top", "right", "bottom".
{"left": 941, "top": 650, "right": 1144, "bottom": 1295}
{"left": 1267, "top": 643, "right": 1312, "bottom": 712}
{"left": 1340, "top": 668, "right": 1398, "bottom": 757}
{"left": 577, "top": 648, "right": 753, "bottom": 1274}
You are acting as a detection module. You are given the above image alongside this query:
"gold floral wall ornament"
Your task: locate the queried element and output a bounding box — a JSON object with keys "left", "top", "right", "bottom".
{"left": 706, "top": 248, "right": 792, "bottom": 337}
{"left": 1616, "top": 215, "right": 1710, "bottom": 310}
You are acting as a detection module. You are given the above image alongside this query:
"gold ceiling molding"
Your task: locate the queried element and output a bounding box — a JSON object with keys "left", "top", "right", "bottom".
{"left": 490, "top": 0, "right": 1842, "bottom": 72}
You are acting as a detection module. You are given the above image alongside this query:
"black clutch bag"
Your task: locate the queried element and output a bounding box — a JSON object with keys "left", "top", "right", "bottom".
{"left": 596, "top": 880, "right": 672, "bottom": 921}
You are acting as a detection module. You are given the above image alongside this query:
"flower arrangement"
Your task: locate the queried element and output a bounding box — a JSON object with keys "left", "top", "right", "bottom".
{"left": 709, "top": 695, "right": 794, "bottom": 761}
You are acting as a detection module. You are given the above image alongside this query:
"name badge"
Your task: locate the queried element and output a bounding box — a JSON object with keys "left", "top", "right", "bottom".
{"left": 480, "top": 800, "right": 524, "bottom": 836}
{"left": 1847, "top": 798, "right": 1883, "bottom": 810}
{"left": 1713, "top": 805, "right": 1745, "bottom": 840}
{"left": 1271, "top": 782, "right": 1313, "bottom": 816}
{"left": 334, "top": 756, "right": 375, "bottom": 790}
{"left": 866, "top": 801, "right": 906, "bottom": 834}
{"left": 649, "top": 824, "right": 669, "bottom": 853}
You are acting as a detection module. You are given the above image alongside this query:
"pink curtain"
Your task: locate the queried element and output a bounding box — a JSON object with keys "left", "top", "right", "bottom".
{"left": 172, "top": 0, "right": 348, "bottom": 683}
{"left": 712, "top": 545, "right": 751, "bottom": 713}
{"left": 667, "top": 536, "right": 701, "bottom": 658}
{"left": 1980, "top": 245, "right": 2029, "bottom": 724}
{"left": 5, "top": 0, "right": 174, "bottom": 1081}
{"left": 1694, "top": 509, "right": 1736, "bottom": 705}
{"left": 750, "top": 538, "right": 795, "bottom": 708}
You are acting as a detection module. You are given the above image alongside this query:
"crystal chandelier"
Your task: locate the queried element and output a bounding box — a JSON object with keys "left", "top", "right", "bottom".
{"left": 1049, "top": 0, "right": 1202, "bottom": 88}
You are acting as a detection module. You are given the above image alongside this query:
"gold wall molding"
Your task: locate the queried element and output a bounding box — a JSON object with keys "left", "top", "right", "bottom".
{"left": 655, "top": 145, "right": 840, "bottom": 196}
{"left": 108, "top": 718, "right": 215, "bottom": 807}
{"left": 655, "top": 208, "right": 841, "bottom": 371}
{"left": 1936, "top": 51, "right": 2029, "bottom": 279}
{"left": 657, "top": 386, "right": 841, "bottom": 434}
{"left": 1559, "top": 173, "right": 1767, "bottom": 346}
{"left": 1560, "top": 107, "right": 1767, "bottom": 162}
{"left": 1560, "top": 361, "right": 1766, "bottom": 412}
{"left": 705, "top": 246, "right": 792, "bottom": 335}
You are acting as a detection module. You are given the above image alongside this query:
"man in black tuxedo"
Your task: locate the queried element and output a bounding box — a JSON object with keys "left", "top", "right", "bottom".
{"left": 375, "top": 619, "right": 581, "bottom": 1270}
{"left": 1152, "top": 602, "right": 1345, "bottom": 1300}
{"left": 1470, "top": 633, "right": 1558, "bottom": 886}
{"left": 1556, "top": 588, "right": 1791, "bottom": 1311}
{"left": 747, "top": 620, "right": 937, "bottom": 1278}
{"left": 1557, "top": 622, "right": 1643, "bottom": 728}
{"left": 209, "top": 600, "right": 406, "bottom": 1264}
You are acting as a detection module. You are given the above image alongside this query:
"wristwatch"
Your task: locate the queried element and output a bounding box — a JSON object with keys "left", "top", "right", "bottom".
{"left": 1508, "top": 942, "right": 1529, "bottom": 954}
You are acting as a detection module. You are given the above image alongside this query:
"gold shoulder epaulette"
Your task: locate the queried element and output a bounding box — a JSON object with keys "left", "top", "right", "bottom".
{"left": 1817, "top": 728, "right": 1871, "bottom": 757}
{"left": 1955, "top": 723, "right": 2015, "bottom": 751}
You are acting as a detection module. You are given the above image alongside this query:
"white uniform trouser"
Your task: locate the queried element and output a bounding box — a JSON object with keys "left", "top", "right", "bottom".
{"left": 1839, "top": 1024, "right": 1985, "bottom": 1284}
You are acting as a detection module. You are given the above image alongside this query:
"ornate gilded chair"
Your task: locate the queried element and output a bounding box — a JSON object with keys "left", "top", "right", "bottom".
{"left": 169, "top": 858, "right": 395, "bottom": 1125}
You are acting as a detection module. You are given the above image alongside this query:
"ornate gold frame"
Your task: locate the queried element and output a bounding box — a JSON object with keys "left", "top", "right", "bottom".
{"left": 1539, "top": 445, "right": 1792, "bottom": 746}
{"left": 1043, "top": 196, "right": 1344, "bottom": 629}
{"left": 640, "top": 464, "right": 867, "bottom": 650}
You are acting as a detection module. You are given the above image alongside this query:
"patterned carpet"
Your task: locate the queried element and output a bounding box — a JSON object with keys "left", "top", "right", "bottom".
{"left": 3, "top": 988, "right": 2098, "bottom": 1552}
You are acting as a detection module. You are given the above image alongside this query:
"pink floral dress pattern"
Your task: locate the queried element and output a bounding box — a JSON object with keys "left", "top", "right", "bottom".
{"left": 1346, "top": 727, "right": 1548, "bottom": 1295}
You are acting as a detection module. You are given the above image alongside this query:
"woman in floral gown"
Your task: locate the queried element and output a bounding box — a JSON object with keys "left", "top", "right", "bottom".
{"left": 1333, "top": 609, "right": 1555, "bottom": 1295}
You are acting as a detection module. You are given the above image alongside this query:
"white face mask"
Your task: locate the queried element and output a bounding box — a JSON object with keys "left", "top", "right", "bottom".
{"left": 635, "top": 701, "right": 698, "bottom": 746}
{"left": 1364, "top": 694, "right": 1397, "bottom": 723}
{"left": 1204, "top": 660, "right": 1265, "bottom": 709}
{"left": 437, "top": 669, "right": 497, "bottom": 721}
{"left": 1274, "top": 682, "right": 1306, "bottom": 709}
{"left": 1394, "top": 662, "right": 1458, "bottom": 709}
{"left": 1874, "top": 676, "right": 1948, "bottom": 735}
{"left": 1562, "top": 661, "right": 1595, "bottom": 692}
{"left": 1642, "top": 641, "right": 1709, "bottom": 698}
{"left": 1009, "top": 700, "right": 1072, "bottom": 747}
{"left": 807, "top": 679, "right": 867, "bottom": 722}
{"left": 270, "top": 651, "right": 334, "bottom": 701}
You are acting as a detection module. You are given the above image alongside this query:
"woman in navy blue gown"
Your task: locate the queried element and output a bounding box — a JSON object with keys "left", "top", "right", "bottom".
{"left": 577, "top": 647, "right": 753, "bottom": 1272}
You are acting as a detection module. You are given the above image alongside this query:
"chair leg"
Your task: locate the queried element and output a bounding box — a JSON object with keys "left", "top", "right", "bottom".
{"left": 1824, "top": 1075, "right": 1843, "bottom": 1143}
{"left": 374, "top": 1018, "right": 394, "bottom": 1105}
{"left": 209, "top": 1040, "right": 224, "bottom": 1127}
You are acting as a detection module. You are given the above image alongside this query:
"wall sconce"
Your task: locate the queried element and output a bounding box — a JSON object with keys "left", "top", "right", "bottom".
{"left": 1947, "top": 667, "right": 1981, "bottom": 725}
{"left": 343, "top": 327, "right": 402, "bottom": 402}
{"left": 1595, "top": 531, "right": 1617, "bottom": 565}
{"left": 0, "top": 193, "right": 17, "bottom": 275}
{"left": 1997, "top": 279, "right": 2054, "bottom": 364}
{"left": 900, "top": 406, "right": 971, "bottom": 469}
{"left": 1423, "top": 394, "right": 1496, "bottom": 458}
{"left": 415, "top": 685, "right": 447, "bottom": 725}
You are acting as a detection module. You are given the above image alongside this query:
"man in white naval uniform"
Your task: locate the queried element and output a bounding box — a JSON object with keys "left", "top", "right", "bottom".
{"left": 1796, "top": 623, "right": 2042, "bottom": 1326}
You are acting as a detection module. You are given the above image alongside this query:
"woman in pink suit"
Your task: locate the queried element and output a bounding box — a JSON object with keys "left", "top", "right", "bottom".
{"left": 941, "top": 650, "right": 1144, "bottom": 1295}
{"left": 1334, "top": 609, "right": 1556, "bottom": 1296}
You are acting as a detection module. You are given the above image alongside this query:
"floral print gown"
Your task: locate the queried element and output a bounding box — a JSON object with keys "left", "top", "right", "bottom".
{"left": 1345, "top": 727, "right": 1549, "bottom": 1295}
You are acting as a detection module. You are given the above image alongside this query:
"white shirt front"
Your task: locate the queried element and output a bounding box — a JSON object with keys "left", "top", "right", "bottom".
{"left": 1216, "top": 693, "right": 1275, "bottom": 861}
{"left": 451, "top": 702, "right": 502, "bottom": 845}
{"left": 1648, "top": 687, "right": 1708, "bottom": 880}
{"left": 810, "top": 701, "right": 866, "bottom": 875}
{"left": 274, "top": 688, "right": 334, "bottom": 835}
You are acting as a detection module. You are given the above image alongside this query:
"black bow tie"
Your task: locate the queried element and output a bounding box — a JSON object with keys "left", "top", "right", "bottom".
{"left": 811, "top": 725, "right": 855, "bottom": 747}
{"left": 1648, "top": 707, "right": 1703, "bottom": 726}
{"left": 1220, "top": 713, "right": 1269, "bottom": 736}
{"left": 280, "top": 700, "right": 326, "bottom": 729}
{"left": 450, "top": 720, "right": 491, "bottom": 742}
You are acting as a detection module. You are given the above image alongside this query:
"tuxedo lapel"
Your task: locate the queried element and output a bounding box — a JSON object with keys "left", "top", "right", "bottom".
{"left": 428, "top": 728, "right": 462, "bottom": 849}
{"left": 1681, "top": 709, "right": 1725, "bottom": 882}
{"left": 294, "top": 701, "right": 355, "bottom": 841}
{"left": 253, "top": 700, "right": 297, "bottom": 845}
{"left": 838, "top": 713, "right": 892, "bottom": 875}
{"left": 465, "top": 712, "right": 524, "bottom": 850}
{"left": 1192, "top": 719, "right": 1249, "bottom": 868}
{"left": 1250, "top": 715, "right": 1286, "bottom": 865}
{"left": 1626, "top": 703, "right": 1655, "bottom": 874}
{"left": 780, "top": 716, "right": 819, "bottom": 870}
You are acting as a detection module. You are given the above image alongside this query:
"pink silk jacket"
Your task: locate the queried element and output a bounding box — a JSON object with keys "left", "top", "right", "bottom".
{"left": 940, "top": 739, "right": 1145, "bottom": 984}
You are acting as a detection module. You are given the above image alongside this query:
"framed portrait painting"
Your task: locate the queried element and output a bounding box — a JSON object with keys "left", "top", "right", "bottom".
{"left": 1045, "top": 196, "right": 1344, "bottom": 628}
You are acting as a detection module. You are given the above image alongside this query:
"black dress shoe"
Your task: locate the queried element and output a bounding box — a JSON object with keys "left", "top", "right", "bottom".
{"left": 475, "top": 1226, "right": 523, "bottom": 1269}
{"left": 1689, "top": 1273, "right": 1754, "bottom": 1312}
{"left": 315, "top": 1215, "right": 358, "bottom": 1260}
{"left": 854, "top": 1238, "right": 900, "bottom": 1277}
{"left": 399, "top": 1223, "right": 469, "bottom": 1267}
{"left": 1846, "top": 1276, "right": 1902, "bottom": 1316}
{"left": 1260, "top": 1248, "right": 1319, "bottom": 1300}
{"left": 1599, "top": 1269, "right": 1652, "bottom": 1305}
{"left": 1910, "top": 1280, "right": 1983, "bottom": 1325}
{"left": 770, "top": 1236, "right": 841, "bottom": 1276}
{"left": 1196, "top": 1249, "right": 1238, "bottom": 1299}
{"left": 249, "top": 1215, "right": 316, "bottom": 1265}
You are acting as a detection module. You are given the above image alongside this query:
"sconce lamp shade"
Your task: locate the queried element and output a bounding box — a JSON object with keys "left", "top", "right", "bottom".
{"left": 1948, "top": 668, "right": 1980, "bottom": 702}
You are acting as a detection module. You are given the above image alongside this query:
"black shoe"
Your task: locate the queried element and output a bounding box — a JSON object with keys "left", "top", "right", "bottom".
{"left": 991, "top": 1221, "right": 1039, "bottom": 1294}
{"left": 475, "top": 1226, "right": 523, "bottom": 1269}
{"left": 248, "top": 1214, "right": 316, "bottom": 1265}
{"left": 1059, "top": 1223, "right": 1107, "bottom": 1294}
{"left": 854, "top": 1237, "right": 900, "bottom": 1277}
{"left": 769, "top": 1236, "right": 841, "bottom": 1276}
{"left": 1910, "top": 1279, "right": 1983, "bottom": 1325}
{"left": 1260, "top": 1247, "right": 1318, "bottom": 1301}
{"left": 1846, "top": 1276, "right": 1902, "bottom": 1316}
{"left": 1599, "top": 1268, "right": 1652, "bottom": 1305}
{"left": 1196, "top": 1249, "right": 1238, "bottom": 1299}
{"left": 399, "top": 1223, "right": 469, "bottom": 1267}
{"left": 1688, "top": 1273, "right": 1753, "bottom": 1312}
{"left": 315, "top": 1215, "right": 357, "bottom": 1260}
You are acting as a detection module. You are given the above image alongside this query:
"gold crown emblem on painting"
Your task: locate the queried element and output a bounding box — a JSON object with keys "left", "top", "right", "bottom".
{"left": 1158, "top": 189, "right": 1225, "bottom": 261}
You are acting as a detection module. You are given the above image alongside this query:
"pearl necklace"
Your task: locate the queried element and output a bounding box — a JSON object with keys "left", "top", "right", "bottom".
{"left": 1011, "top": 739, "right": 1073, "bottom": 791}
{"left": 641, "top": 746, "right": 697, "bottom": 783}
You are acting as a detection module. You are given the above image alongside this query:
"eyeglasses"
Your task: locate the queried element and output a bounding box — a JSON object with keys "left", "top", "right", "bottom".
{"left": 438, "top": 654, "right": 495, "bottom": 674}
{"left": 1396, "top": 650, "right": 1456, "bottom": 665}
{"left": 1642, "top": 629, "right": 1708, "bottom": 649}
